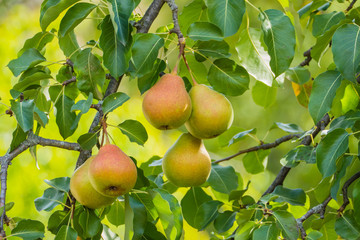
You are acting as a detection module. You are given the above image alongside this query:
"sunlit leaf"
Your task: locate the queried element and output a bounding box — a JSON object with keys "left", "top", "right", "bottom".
{"left": 259, "top": 9, "right": 295, "bottom": 76}
{"left": 102, "top": 92, "right": 130, "bottom": 115}
{"left": 207, "top": 0, "right": 245, "bottom": 37}
{"left": 117, "top": 120, "right": 148, "bottom": 146}
{"left": 252, "top": 81, "right": 277, "bottom": 108}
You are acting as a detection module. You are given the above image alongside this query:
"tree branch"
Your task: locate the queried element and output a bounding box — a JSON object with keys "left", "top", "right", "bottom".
{"left": 299, "top": 48, "right": 312, "bottom": 67}
{"left": 297, "top": 196, "right": 332, "bottom": 239}
{"left": 164, "top": 0, "right": 183, "bottom": 39}
{"left": 346, "top": 0, "right": 357, "bottom": 12}
{"left": 338, "top": 171, "right": 360, "bottom": 213}
{"left": 262, "top": 113, "right": 331, "bottom": 196}
{"left": 0, "top": 131, "right": 81, "bottom": 233}
{"left": 214, "top": 134, "right": 300, "bottom": 164}
{"left": 135, "top": 0, "right": 165, "bottom": 33}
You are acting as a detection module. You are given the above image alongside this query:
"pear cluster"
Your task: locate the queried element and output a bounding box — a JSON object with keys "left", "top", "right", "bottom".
{"left": 142, "top": 72, "right": 234, "bottom": 187}
{"left": 70, "top": 144, "right": 137, "bottom": 209}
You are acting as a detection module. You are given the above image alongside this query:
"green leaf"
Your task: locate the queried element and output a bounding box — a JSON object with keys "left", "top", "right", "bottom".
{"left": 229, "top": 181, "right": 250, "bottom": 201}
{"left": 0, "top": 202, "right": 15, "bottom": 214}
{"left": 131, "top": 192, "right": 158, "bottom": 222}
{"left": 142, "top": 222, "right": 166, "bottom": 240}
{"left": 13, "top": 71, "right": 52, "bottom": 92}
{"left": 34, "top": 188, "right": 65, "bottom": 212}
{"left": 306, "top": 231, "right": 323, "bottom": 240}
{"left": 207, "top": 0, "right": 245, "bottom": 37}
{"left": 131, "top": 33, "right": 164, "bottom": 77}
{"left": 312, "top": 11, "right": 345, "bottom": 37}
{"left": 44, "top": 177, "right": 70, "bottom": 192}
{"left": 11, "top": 219, "right": 45, "bottom": 240}
{"left": 102, "top": 224, "right": 121, "bottom": 240}
{"left": 8, "top": 48, "right": 46, "bottom": 77}
{"left": 54, "top": 225, "right": 77, "bottom": 240}
{"left": 106, "top": 200, "right": 125, "bottom": 226}
{"left": 194, "top": 200, "right": 223, "bottom": 230}
{"left": 18, "top": 31, "right": 55, "bottom": 56}
{"left": 332, "top": 24, "right": 360, "bottom": 82}
{"left": 280, "top": 145, "right": 316, "bottom": 167}
{"left": 207, "top": 164, "right": 238, "bottom": 194}
{"left": 236, "top": 28, "right": 274, "bottom": 86}
{"left": 10, "top": 99, "right": 35, "bottom": 132}
{"left": 243, "top": 149, "right": 270, "bottom": 174}
{"left": 59, "top": 2, "right": 96, "bottom": 37}
{"left": 34, "top": 106, "right": 48, "bottom": 127}
{"left": 107, "top": 0, "right": 135, "bottom": 45}
{"left": 137, "top": 59, "right": 166, "bottom": 94}
{"left": 259, "top": 9, "right": 296, "bottom": 77}
{"left": 235, "top": 221, "right": 256, "bottom": 239}
{"left": 140, "top": 156, "right": 163, "bottom": 177}
{"left": 194, "top": 40, "right": 230, "bottom": 61}
{"left": 330, "top": 110, "right": 360, "bottom": 130}
{"left": 71, "top": 93, "right": 93, "bottom": 114}
{"left": 79, "top": 209, "right": 102, "bottom": 238}
{"left": 181, "top": 187, "right": 212, "bottom": 228}
{"left": 10, "top": 125, "right": 27, "bottom": 152}
{"left": 228, "top": 128, "right": 255, "bottom": 146}
{"left": 100, "top": 15, "right": 130, "bottom": 78}
{"left": 59, "top": 30, "right": 80, "bottom": 60}
{"left": 214, "top": 210, "right": 236, "bottom": 233}
{"left": 252, "top": 224, "right": 278, "bottom": 240}
{"left": 129, "top": 195, "right": 147, "bottom": 239}
{"left": 77, "top": 133, "right": 97, "bottom": 150}
{"left": 330, "top": 156, "right": 352, "bottom": 200}
{"left": 207, "top": 58, "right": 249, "bottom": 96}
{"left": 252, "top": 81, "right": 277, "bottom": 108}
{"left": 311, "top": 19, "right": 350, "bottom": 63}
{"left": 335, "top": 210, "right": 360, "bottom": 240}
{"left": 73, "top": 48, "right": 105, "bottom": 100}
{"left": 187, "top": 22, "right": 223, "bottom": 41}
{"left": 179, "top": 0, "right": 208, "bottom": 34}
{"left": 272, "top": 210, "right": 299, "bottom": 240}
{"left": 116, "top": 120, "right": 148, "bottom": 146}
{"left": 150, "top": 189, "right": 183, "bottom": 240}
{"left": 55, "top": 93, "right": 77, "bottom": 139}
{"left": 308, "top": 70, "right": 343, "bottom": 123}
{"left": 272, "top": 122, "right": 303, "bottom": 133}
{"left": 316, "top": 128, "right": 349, "bottom": 178}
{"left": 47, "top": 210, "right": 70, "bottom": 235}
{"left": 272, "top": 186, "right": 306, "bottom": 206}
{"left": 284, "top": 67, "right": 311, "bottom": 85}
{"left": 40, "top": 0, "right": 80, "bottom": 31}
{"left": 102, "top": 92, "right": 130, "bottom": 115}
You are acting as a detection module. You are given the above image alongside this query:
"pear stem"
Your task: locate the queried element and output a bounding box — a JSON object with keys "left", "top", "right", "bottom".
{"left": 101, "top": 118, "right": 110, "bottom": 146}
{"left": 182, "top": 53, "right": 198, "bottom": 85}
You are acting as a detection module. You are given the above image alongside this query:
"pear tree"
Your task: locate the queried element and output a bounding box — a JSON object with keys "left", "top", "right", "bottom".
{"left": 1, "top": 0, "right": 360, "bottom": 239}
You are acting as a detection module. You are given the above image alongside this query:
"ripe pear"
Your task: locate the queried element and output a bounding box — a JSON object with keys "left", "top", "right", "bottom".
{"left": 185, "top": 84, "right": 234, "bottom": 139}
{"left": 142, "top": 73, "right": 192, "bottom": 129}
{"left": 88, "top": 144, "right": 137, "bottom": 197}
{"left": 70, "top": 156, "right": 115, "bottom": 209}
{"left": 162, "top": 133, "right": 211, "bottom": 187}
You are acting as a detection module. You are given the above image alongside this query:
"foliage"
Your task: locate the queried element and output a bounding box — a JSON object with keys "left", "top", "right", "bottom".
{"left": 1, "top": 0, "right": 360, "bottom": 239}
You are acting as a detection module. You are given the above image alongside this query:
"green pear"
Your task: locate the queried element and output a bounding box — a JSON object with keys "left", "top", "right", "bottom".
{"left": 70, "top": 156, "right": 115, "bottom": 209}
{"left": 142, "top": 73, "right": 192, "bottom": 129}
{"left": 185, "top": 84, "right": 234, "bottom": 139}
{"left": 88, "top": 144, "right": 137, "bottom": 197}
{"left": 162, "top": 133, "right": 211, "bottom": 187}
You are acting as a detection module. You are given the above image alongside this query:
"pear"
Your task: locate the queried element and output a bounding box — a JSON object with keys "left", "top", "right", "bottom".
{"left": 88, "top": 144, "right": 137, "bottom": 197}
{"left": 185, "top": 84, "right": 233, "bottom": 139}
{"left": 70, "top": 156, "right": 115, "bottom": 209}
{"left": 142, "top": 73, "right": 192, "bottom": 129}
{"left": 162, "top": 133, "right": 211, "bottom": 187}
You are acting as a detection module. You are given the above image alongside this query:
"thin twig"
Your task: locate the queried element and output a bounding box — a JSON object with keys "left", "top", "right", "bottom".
{"left": 297, "top": 196, "right": 332, "bottom": 239}
{"left": 262, "top": 113, "right": 331, "bottom": 196}
{"left": 338, "top": 171, "right": 360, "bottom": 213}
{"left": 299, "top": 48, "right": 312, "bottom": 67}
{"left": 214, "top": 134, "right": 300, "bottom": 164}
{"left": 62, "top": 76, "right": 76, "bottom": 86}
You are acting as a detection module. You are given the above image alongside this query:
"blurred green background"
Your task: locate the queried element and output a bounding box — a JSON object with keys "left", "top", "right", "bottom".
{"left": 0, "top": 0, "right": 350, "bottom": 239}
